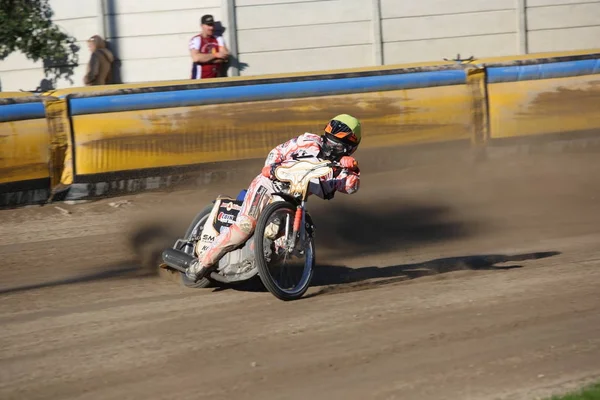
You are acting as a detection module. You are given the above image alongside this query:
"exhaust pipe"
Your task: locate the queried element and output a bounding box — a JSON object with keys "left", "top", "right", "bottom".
{"left": 161, "top": 248, "right": 197, "bottom": 273}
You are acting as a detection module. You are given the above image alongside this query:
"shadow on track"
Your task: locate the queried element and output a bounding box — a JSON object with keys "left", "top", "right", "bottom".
{"left": 208, "top": 251, "right": 561, "bottom": 296}
{"left": 309, "top": 199, "right": 481, "bottom": 258}
{"left": 0, "top": 199, "right": 487, "bottom": 296}
{"left": 305, "top": 251, "right": 562, "bottom": 298}
{"left": 126, "top": 198, "right": 485, "bottom": 268}
{"left": 0, "top": 251, "right": 561, "bottom": 297}
{"left": 0, "top": 261, "right": 150, "bottom": 296}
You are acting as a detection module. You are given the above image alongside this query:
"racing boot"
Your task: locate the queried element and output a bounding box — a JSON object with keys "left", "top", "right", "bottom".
{"left": 185, "top": 259, "right": 211, "bottom": 282}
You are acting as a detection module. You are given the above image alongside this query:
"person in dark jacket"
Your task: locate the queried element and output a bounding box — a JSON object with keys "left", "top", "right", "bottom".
{"left": 84, "top": 35, "right": 114, "bottom": 86}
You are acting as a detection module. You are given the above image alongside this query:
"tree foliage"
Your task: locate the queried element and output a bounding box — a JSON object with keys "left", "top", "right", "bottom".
{"left": 0, "top": 0, "right": 79, "bottom": 86}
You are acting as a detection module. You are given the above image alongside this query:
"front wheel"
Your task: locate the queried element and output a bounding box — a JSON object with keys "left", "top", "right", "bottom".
{"left": 254, "top": 201, "right": 315, "bottom": 301}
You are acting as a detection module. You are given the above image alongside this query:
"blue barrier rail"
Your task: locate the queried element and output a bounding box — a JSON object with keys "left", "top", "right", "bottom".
{"left": 487, "top": 58, "right": 600, "bottom": 84}
{"left": 0, "top": 102, "right": 46, "bottom": 123}
{"left": 69, "top": 70, "right": 467, "bottom": 116}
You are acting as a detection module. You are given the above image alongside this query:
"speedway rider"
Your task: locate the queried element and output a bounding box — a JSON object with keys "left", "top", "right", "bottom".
{"left": 186, "top": 114, "right": 362, "bottom": 282}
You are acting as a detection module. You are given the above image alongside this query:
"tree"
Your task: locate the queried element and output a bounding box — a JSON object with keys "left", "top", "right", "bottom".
{"left": 0, "top": 0, "right": 79, "bottom": 89}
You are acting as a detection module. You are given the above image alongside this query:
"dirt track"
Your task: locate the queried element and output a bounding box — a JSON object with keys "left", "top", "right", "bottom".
{"left": 1, "top": 149, "right": 600, "bottom": 400}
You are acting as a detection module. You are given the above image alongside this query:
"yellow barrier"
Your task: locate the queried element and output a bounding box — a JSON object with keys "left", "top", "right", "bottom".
{"left": 0, "top": 117, "right": 50, "bottom": 185}
{"left": 0, "top": 92, "right": 36, "bottom": 99}
{"left": 2, "top": 48, "right": 599, "bottom": 207}
{"left": 67, "top": 49, "right": 600, "bottom": 179}
{"left": 44, "top": 97, "right": 74, "bottom": 190}
{"left": 465, "top": 66, "right": 489, "bottom": 146}
{"left": 488, "top": 74, "right": 600, "bottom": 139}
{"left": 0, "top": 94, "right": 74, "bottom": 206}
{"left": 70, "top": 85, "right": 474, "bottom": 176}
{"left": 0, "top": 95, "right": 52, "bottom": 193}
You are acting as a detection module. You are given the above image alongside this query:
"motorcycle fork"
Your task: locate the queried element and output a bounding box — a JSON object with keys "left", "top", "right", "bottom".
{"left": 287, "top": 201, "right": 306, "bottom": 252}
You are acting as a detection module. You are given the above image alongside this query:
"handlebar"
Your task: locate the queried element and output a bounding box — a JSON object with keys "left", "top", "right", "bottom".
{"left": 270, "top": 160, "right": 340, "bottom": 186}
{"left": 274, "top": 160, "right": 340, "bottom": 169}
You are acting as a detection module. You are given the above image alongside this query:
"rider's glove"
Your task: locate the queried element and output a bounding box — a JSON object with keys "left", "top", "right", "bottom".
{"left": 339, "top": 156, "right": 359, "bottom": 171}
{"left": 261, "top": 164, "right": 278, "bottom": 180}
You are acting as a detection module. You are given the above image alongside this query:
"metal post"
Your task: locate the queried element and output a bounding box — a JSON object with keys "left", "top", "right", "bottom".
{"left": 371, "top": 0, "right": 383, "bottom": 65}
{"left": 516, "top": 0, "right": 528, "bottom": 54}
{"left": 223, "top": 0, "right": 240, "bottom": 76}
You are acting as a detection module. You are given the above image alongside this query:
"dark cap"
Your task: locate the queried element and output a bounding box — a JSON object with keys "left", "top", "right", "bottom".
{"left": 201, "top": 14, "right": 215, "bottom": 26}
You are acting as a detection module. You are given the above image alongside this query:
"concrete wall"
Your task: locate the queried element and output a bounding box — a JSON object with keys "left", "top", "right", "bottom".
{"left": 232, "top": 0, "right": 600, "bottom": 74}
{"left": 380, "top": 0, "right": 517, "bottom": 64}
{"left": 234, "top": 0, "right": 374, "bottom": 75}
{"left": 526, "top": 0, "right": 600, "bottom": 53}
{"left": 0, "top": 0, "right": 599, "bottom": 91}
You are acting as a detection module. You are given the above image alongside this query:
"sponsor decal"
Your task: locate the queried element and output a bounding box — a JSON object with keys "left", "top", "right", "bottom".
{"left": 249, "top": 185, "right": 268, "bottom": 218}
{"left": 217, "top": 211, "right": 236, "bottom": 224}
{"left": 221, "top": 201, "right": 242, "bottom": 212}
{"left": 201, "top": 234, "right": 215, "bottom": 242}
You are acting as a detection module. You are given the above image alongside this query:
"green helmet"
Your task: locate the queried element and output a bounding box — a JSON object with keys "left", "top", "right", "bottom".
{"left": 321, "top": 114, "right": 362, "bottom": 160}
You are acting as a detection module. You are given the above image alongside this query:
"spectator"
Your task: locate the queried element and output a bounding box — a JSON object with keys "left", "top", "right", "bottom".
{"left": 189, "top": 14, "right": 229, "bottom": 79}
{"left": 83, "top": 35, "right": 114, "bottom": 86}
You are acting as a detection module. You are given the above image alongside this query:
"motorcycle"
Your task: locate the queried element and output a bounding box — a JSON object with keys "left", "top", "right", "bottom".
{"left": 159, "top": 159, "right": 339, "bottom": 301}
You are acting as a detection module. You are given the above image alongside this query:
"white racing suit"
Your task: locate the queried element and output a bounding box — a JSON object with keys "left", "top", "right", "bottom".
{"left": 192, "top": 132, "right": 360, "bottom": 275}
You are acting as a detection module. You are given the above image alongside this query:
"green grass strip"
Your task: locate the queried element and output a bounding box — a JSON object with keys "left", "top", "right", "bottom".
{"left": 548, "top": 382, "right": 600, "bottom": 400}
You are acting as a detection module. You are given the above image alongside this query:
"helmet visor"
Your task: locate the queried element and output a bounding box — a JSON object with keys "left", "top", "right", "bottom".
{"left": 323, "top": 134, "right": 356, "bottom": 160}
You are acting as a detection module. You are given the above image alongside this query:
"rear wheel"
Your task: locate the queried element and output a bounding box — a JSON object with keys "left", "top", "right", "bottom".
{"left": 177, "top": 204, "right": 214, "bottom": 288}
{"left": 254, "top": 201, "right": 315, "bottom": 301}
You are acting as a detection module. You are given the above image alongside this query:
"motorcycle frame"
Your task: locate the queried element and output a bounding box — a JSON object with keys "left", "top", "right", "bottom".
{"left": 272, "top": 159, "right": 335, "bottom": 252}
{"left": 167, "top": 160, "right": 336, "bottom": 284}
